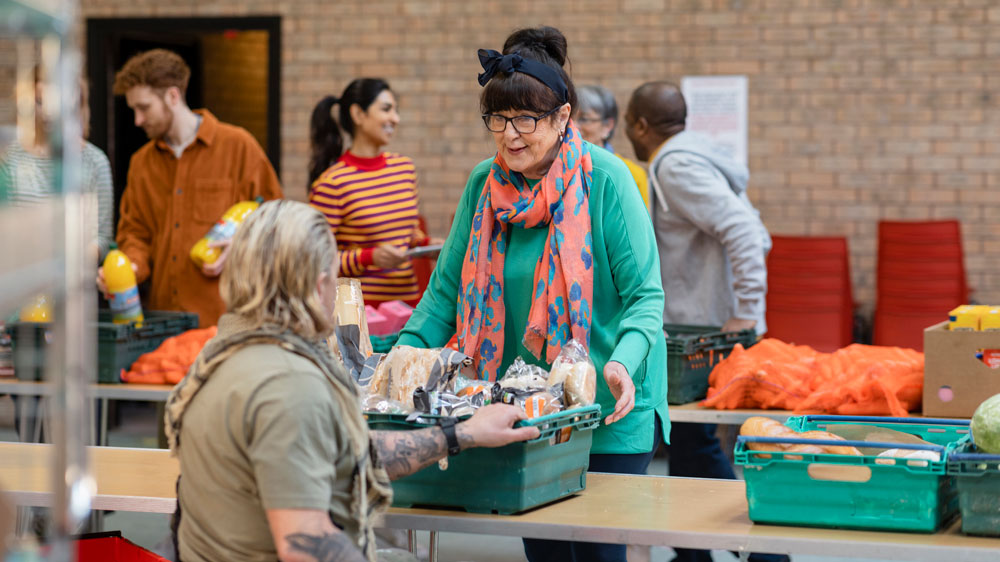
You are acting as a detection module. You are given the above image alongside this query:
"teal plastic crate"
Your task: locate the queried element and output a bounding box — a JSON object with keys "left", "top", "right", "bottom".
{"left": 365, "top": 404, "right": 601, "bottom": 514}
{"left": 947, "top": 435, "right": 1000, "bottom": 536}
{"left": 736, "top": 415, "right": 970, "bottom": 532}
{"left": 664, "top": 324, "right": 756, "bottom": 404}
{"left": 6, "top": 310, "right": 199, "bottom": 383}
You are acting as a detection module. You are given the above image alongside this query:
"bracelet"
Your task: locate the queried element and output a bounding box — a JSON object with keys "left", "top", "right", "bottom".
{"left": 438, "top": 417, "right": 461, "bottom": 456}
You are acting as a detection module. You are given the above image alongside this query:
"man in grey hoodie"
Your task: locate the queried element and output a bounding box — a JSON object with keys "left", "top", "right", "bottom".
{"left": 625, "top": 82, "right": 784, "bottom": 562}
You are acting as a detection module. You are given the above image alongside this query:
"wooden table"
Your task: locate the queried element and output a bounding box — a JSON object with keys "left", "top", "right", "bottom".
{"left": 2, "top": 443, "right": 999, "bottom": 561}
{"left": 0, "top": 380, "right": 173, "bottom": 445}
{"left": 0, "top": 379, "right": 788, "bottom": 426}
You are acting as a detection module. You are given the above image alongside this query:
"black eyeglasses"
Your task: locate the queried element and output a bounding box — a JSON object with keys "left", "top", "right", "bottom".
{"left": 482, "top": 106, "right": 561, "bottom": 134}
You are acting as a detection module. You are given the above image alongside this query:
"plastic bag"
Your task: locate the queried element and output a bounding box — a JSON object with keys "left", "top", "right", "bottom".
{"left": 334, "top": 278, "right": 373, "bottom": 377}
{"left": 548, "top": 339, "right": 596, "bottom": 407}
{"left": 362, "top": 395, "right": 411, "bottom": 415}
{"left": 499, "top": 357, "right": 549, "bottom": 391}
{"left": 367, "top": 346, "right": 472, "bottom": 411}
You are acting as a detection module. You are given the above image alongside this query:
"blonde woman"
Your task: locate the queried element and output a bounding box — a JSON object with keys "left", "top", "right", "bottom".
{"left": 164, "top": 200, "right": 536, "bottom": 562}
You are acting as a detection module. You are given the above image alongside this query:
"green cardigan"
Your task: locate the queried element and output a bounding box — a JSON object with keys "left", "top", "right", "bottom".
{"left": 397, "top": 144, "right": 670, "bottom": 454}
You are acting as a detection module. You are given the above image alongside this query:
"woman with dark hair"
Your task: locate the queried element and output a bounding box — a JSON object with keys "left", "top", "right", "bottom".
{"left": 308, "top": 78, "right": 437, "bottom": 307}
{"left": 396, "top": 26, "right": 668, "bottom": 562}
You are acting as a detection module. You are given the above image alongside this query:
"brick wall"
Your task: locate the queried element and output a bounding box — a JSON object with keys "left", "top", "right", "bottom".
{"left": 201, "top": 30, "right": 269, "bottom": 152}
{"left": 69, "top": 0, "right": 1000, "bottom": 311}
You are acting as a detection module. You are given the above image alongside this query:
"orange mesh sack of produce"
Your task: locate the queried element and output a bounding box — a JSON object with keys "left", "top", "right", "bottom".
{"left": 122, "top": 327, "right": 217, "bottom": 385}
{"left": 701, "top": 340, "right": 923, "bottom": 417}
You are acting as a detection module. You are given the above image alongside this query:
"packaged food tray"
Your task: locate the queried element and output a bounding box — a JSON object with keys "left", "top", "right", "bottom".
{"left": 736, "top": 414, "right": 969, "bottom": 532}
{"left": 664, "top": 323, "right": 756, "bottom": 404}
{"left": 365, "top": 404, "right": 601, "bottom": 514}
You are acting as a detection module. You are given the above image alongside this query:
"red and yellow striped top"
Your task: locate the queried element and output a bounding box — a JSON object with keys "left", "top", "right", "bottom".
{"left": 309, "top": 151, "right": 425, "bottom": 304}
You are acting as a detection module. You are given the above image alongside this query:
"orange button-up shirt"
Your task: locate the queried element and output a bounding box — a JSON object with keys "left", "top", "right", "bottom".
{"left": 116, "top": 109, "right": 283, "bottom": 327}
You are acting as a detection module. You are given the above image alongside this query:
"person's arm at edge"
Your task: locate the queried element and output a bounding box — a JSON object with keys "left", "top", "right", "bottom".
{"left": 371, "top": 403, "right": 539, "bottom": 480}
{"left": 396, "top": 161, "right": 489, "bottom": 348}
{"left": 266, "top": 510, "right": 365, "bottom": 562}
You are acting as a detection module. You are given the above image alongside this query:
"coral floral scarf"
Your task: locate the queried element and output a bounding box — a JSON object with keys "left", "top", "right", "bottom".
{"left": 458, "top": 122, "right": 594, "bottom": 380}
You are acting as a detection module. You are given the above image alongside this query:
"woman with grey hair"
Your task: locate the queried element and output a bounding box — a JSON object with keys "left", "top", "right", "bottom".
{"left": 574, "top": 84, "right": 650, "bottom": 209}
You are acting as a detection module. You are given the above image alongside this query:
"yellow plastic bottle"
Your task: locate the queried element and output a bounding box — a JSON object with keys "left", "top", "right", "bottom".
{"left": 190, "top": 196, "right": 264, "bottom": 268}
{"left": 19, "top": 294, "right": 52, "bottom": 323}
{"left": 103, "top": 243, "right": 144, "bottom": 326}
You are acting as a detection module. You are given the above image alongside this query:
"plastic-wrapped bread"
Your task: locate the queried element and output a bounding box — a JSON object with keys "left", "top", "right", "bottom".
{"left": 797, "top": 430, "right": 863, "bottom": 456}
{"left": 739, "top": 416, "right": 796, "bottom": 453}
{"left": 368, "top": 346, "right": 472, "bottom": 410}
{"left": 549, "top": 339, "right": 597, "bottom": 407}
{"left": 335, "top": 278, "right": 372, "bottom": 357}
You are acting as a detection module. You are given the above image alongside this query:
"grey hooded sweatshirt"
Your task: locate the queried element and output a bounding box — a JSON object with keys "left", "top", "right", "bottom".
{"left": 649, "top": 130, "right": 771, "bottom": 335}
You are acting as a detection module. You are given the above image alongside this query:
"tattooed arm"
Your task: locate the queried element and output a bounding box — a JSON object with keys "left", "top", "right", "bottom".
{"left": 266, "top": 508, "right": 365, "bottom": 562}
{"left": 371, "top": 403, "right": 541, "bottom": 480}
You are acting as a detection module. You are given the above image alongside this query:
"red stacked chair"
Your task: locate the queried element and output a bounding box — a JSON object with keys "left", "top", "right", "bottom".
{"left": 766, "top": 236, "right": 854, "bottom": 352}
{"left": 873, "top": 220, "right": 967, "bottom": 351}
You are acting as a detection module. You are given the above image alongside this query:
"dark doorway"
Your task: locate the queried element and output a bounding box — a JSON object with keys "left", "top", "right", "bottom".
{"left": 86, "top": 17, "right": 281, "bottom": 228}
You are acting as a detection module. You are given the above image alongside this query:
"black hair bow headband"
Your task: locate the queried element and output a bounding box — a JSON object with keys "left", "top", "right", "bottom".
{"left": 477, "top": 48, "right": 569, "bottom": 105}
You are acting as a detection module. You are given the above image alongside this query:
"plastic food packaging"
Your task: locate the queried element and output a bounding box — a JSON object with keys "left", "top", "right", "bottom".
{"left": 368, "top": 346, "right": 471, "bottom": 410}
{"left": 362, "top": 395, "right": 411, "bottom": 415}
{"left": 548, "top": 339, "right": 596, "bottom": 407}
{"left": 499, "top": 357, "right": 549, "bottom": 391}
{"left": 190, "top": 196, "right": 263, "bottom": 267}
{"left": 103, "top": 243, "right": 144, "bottom": 326}
{"left": 334, "top": 278, "right": 373, "bottom": 376}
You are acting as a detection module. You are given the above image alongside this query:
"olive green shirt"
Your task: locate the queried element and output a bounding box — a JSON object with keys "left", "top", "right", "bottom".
{"left": 177, "top": 314, "right": 359, "bottom": 562}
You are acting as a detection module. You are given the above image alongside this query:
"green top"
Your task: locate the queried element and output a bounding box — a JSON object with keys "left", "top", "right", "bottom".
{"left": 397, "top": 144, "right": 670, "bottom": 454}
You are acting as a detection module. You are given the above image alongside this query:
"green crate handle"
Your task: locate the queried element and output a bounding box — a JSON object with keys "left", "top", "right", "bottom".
{"left": 515, "top": 404, "right": 602, "bottom": 442}
{"left": 739, "top": 435, "right": 946, "bottom": 452}
{"left": 800, "top": 415, "right": 969, "bottom": 427}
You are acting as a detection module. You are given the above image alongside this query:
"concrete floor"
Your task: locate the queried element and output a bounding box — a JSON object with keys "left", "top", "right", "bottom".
{"left": 0, "top": 394, "right": 896, "bottom": 562}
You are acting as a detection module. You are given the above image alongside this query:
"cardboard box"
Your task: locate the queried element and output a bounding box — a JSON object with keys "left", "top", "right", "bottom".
{"left": 923, "top": 321, "right": 1000, "bottom": 417}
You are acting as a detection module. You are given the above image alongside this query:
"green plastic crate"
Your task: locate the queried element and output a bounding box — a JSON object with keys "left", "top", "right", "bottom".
{"left": 736, "top": 415, "right": 970, "bottom": 532}
{"left": 947, "top": 435, "right": 1000, "bottom": 537}
{"left": 664, "top": 324, "right": 756, "bottom": 404}
{"left": 370, "top": 332, "right": 400, "bottom": 354}
{"left": 365, "top": 404, "right": 601, "bottom": 514}
{"left": 6, "top": 310, "right": 199, "bottom": 383}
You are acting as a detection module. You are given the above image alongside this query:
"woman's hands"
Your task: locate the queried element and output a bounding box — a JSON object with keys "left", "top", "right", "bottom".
{"left": 372, "top": 243, "right": 408, "bottom": 269}
{"left": 603, "top": 360, "right": 635, "bottom": 425}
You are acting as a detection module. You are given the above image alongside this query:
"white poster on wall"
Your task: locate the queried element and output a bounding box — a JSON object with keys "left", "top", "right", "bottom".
{"left": 680, "top": 75, "right": 748, "bottom": 167}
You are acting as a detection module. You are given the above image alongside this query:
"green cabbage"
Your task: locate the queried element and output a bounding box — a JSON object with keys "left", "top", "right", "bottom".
{"left": 971, "top": 393, "right": 1000, "bottom": 454}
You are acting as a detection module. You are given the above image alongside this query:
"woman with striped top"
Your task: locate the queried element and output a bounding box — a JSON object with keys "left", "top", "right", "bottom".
{"left": 308, "top": 79, "right": 439, "bottom": 306}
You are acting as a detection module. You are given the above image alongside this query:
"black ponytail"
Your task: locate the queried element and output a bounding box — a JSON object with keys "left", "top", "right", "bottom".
{"left": 308, "top": 95, "right": 343, "bottom": 189}
{"left": 308, "top": 78, "right": 393, "bottom": 191}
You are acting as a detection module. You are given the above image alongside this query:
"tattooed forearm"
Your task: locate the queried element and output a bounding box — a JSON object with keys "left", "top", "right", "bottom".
{"left": 371, "top": 424, "right": 474, "bottom": 479}
{"left": 284, "top": 531, "right": 366, "bottom": 562}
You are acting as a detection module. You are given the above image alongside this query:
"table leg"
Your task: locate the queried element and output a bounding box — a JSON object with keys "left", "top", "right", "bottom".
{"left": 100, "top": 398, "right": 109, "bottom": 447}
{"left": 407, "top": 529, "right": 416, "bottom": 553}
{"left": 429, "top": 531, "right": 438, "bottom": 562}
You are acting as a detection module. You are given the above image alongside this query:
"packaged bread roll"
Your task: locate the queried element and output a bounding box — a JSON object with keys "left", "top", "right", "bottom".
{"left": 335, "top": 278, "right": 372, "bottom": 358}
{"left": 549, "top": 339, "right": 596, "bottom": 407}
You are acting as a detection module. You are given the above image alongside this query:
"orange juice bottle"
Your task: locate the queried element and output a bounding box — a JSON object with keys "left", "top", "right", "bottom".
{"left": 190, "top": 196, "right": 264, "bottom": 268}
{"left": 103, "top": 243, "right": 143, "bottom": 326}
{"left": 19, "top": 294, "right": 52, "bottom": 323}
